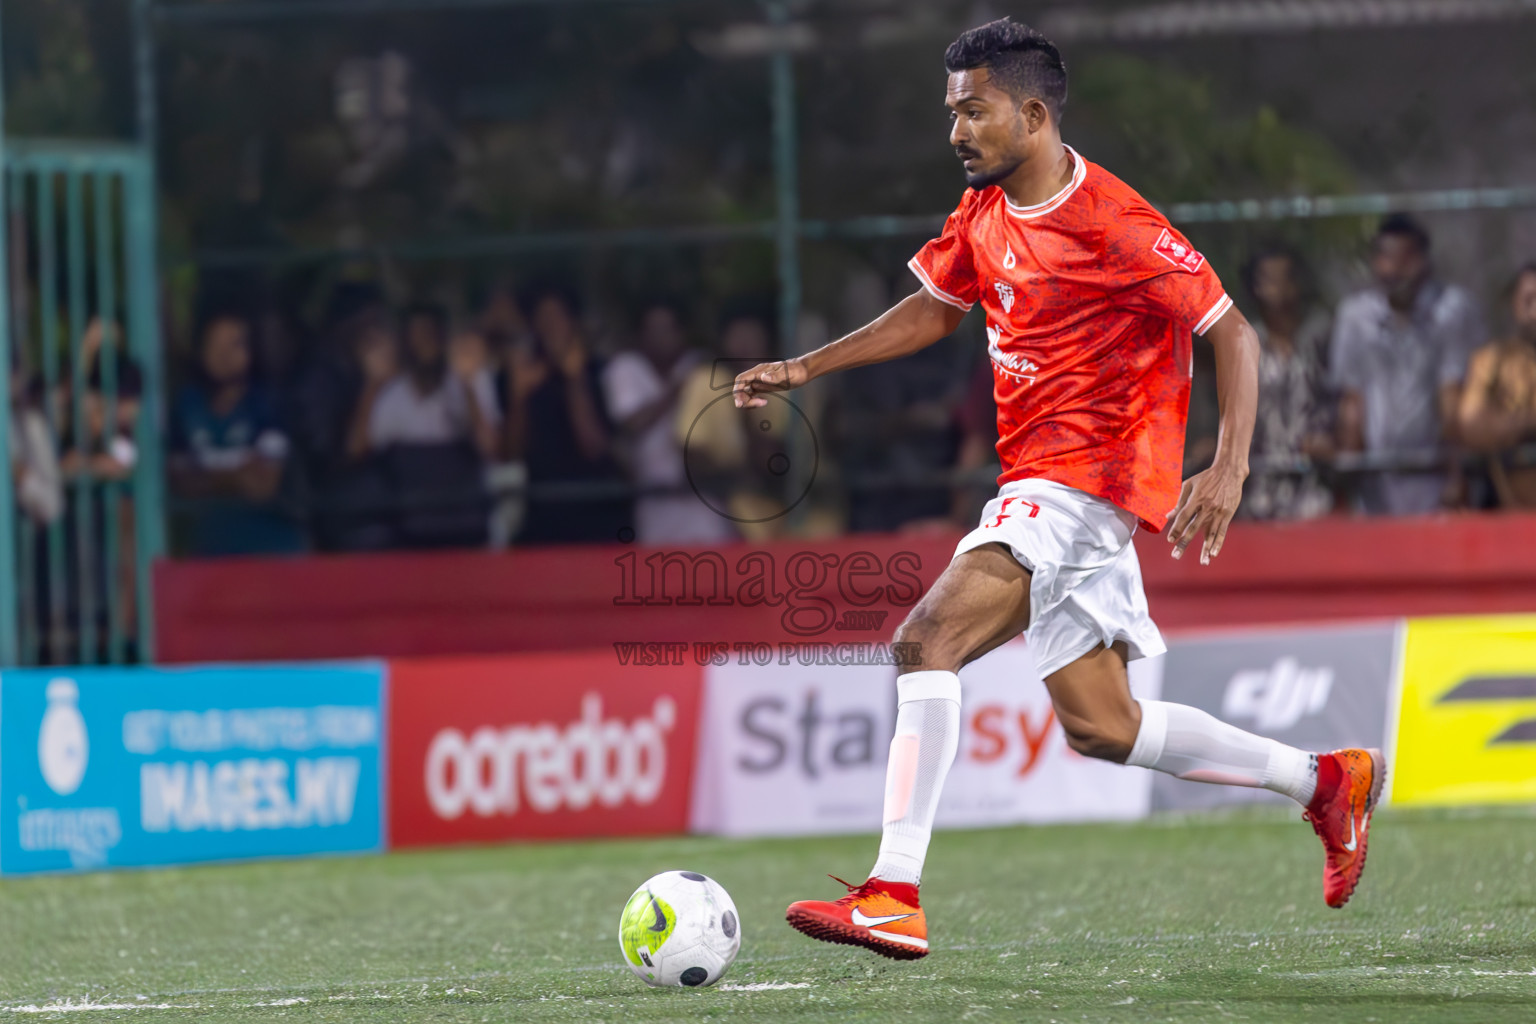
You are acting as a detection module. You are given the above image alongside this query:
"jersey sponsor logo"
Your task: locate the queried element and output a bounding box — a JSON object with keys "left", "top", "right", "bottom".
{"left": 1221, "top": 657, "right": 1334, "bottom": 732}
{"left": 994, "top": 280, "right": 1016, "bottom": 313}
{"left": 1152, "top": 228, "right": 1206, "bottom": 273}
{"left": 986, "top": 325, "right": 1039, "bottom": 385}
{"left": 1002, "top": 243, "right": 1017, "bottom": 270}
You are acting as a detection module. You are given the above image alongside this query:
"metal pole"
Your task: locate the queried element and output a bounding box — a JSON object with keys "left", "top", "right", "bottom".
{"left": 767, "top": 0, "right": 800, "bottom": 362}
{"left": 10, "top": 170, "right": 36, "bottom": 666}
{"left": 92, "top": 173, "right": 124, "bottom": 665}
{"left": 66, "top": 171, "right": 93, "bottom": 665}
{"left": 765, "top": 1, "right": 811, "bottom": 532}
{"left": 126, "top": 161, "right": 165, "bottom": 664}
{"left": 135, "top": 0, "right": 159, "bottom": 169}
{"left": 0, "top": 9, "right": 20, "bottom": 667}
{"left": 132, "top": 0, "right": 166, "bottom": 662}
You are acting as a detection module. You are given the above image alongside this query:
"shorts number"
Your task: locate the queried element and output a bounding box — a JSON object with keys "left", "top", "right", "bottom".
{"left": 985, "top": 496, "right": 1040, "bottom": 528}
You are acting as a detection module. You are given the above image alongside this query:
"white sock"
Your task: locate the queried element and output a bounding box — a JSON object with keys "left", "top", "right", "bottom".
{"left": 869, "top": 671, "right": 961, "bottom": 886}
{"left": 1126, "top": 698, "right": 1317, "bottom": 805}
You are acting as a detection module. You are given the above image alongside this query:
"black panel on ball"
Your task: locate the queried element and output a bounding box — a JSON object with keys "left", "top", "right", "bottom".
{"left": 680, "top": 966, "right": 709, "bottom": 986}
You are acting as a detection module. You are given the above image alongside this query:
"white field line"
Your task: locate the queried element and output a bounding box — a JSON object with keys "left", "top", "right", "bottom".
{"left": 0, "top": 1001, "right": 195, "bottom": 1014}
{"left": 718, "top": 982, "right": 811, "bottom": 991}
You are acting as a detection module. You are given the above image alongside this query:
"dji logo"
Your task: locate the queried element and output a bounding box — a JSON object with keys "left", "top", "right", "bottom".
{"left": 1221, "top": 657, "right": 1334, "bottom": 732}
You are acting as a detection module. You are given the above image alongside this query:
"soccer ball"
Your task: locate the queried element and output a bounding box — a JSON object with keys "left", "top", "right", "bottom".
{"left": 618, "top": 870, "right": 741, "bottom": 988}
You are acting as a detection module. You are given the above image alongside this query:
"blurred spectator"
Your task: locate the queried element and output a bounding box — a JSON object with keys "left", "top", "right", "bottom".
{"left": 58, "top": 331, "right": 144, "bottom": 660}
{"left": 360, "top": 303, "right": 499, "bottom": 457}
{"left": 603, "top": 299, "right": 730, "bottom": 544}
{"left": 477, "top": 279, "right": 536, "bottom": 547}
{"left": 1240, "top": 244, "right": 1335, "bottom": 520}
{"left": 1184, "top": 342, "right": 1221, "bottom": 479}
{"left": 168, "top": 311, "right": 305, "bottom": 556}
{"left": 1459, "top": 263, "right": 1536, "bottom": 509}
{"left": 673, "top": 307, "right": 787, "bottom": 541}
{"left": 1332, "top": 214, "right": 1484, "bottom": 515}
{"left": 10, "top": 356, "right": 63, "bottom": 527}
{"left": 506, "top": 285, "right": 630, "bottom": 545}
{"left": 950, "top": 357, "right": 1000, "bottom": 528}
{"left": 296, "top": 284, "right": 396, "bottom": 551}
{"left": 352, "top": 303, "right": 498, "bottom": 549}
{"left": 60, "top": 327, "right": 142, "bottom": 485}
{"left": 832, "top": 347, "right": 964, "bottom": 533}
{"left": 479, "top": 278, "right": 535, "bottom": 354}
{"left": 827, "top": 271, "right": 964, "bottom": 532}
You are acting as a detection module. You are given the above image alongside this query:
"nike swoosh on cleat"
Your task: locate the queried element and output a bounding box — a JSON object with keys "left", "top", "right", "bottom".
{"left": 851, "top": 908, "right": 915, "bottom": 928}
{"left": 1343, "top": 799, "right": 1359, "bottom": 852}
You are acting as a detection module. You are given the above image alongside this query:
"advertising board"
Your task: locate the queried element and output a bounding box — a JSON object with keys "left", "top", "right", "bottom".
{"left": 0, "top": 664, "right": 384, "bottom": 874}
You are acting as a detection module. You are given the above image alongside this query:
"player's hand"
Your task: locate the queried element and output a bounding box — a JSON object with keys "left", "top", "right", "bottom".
{"left": 733, "top": 359, "right": 808, "bottom": 408}
{"left": 1166, "top": 461, "right": 1246, "bottom": 565}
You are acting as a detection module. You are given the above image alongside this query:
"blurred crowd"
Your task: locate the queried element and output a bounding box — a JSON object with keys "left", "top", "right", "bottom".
{"left": 10, "top": 213, "right": 1536, "bottom": 562}
{"left": 1200, "top": 215, "right": 1536, "bottom": 519}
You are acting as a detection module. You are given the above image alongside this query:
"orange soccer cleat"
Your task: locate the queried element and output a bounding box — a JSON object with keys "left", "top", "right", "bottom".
{"left": 785, "top": 876, "right": 929, "bottom": 960}
{"left": 1302, "top": 747, "right": 1387, "bottom": 909}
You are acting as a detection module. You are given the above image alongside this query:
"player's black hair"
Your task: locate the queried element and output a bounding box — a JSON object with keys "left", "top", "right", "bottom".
{"left": 944, "top": 18, "right": 1068, "bottom": 120}
{"left": 1375, "top": 213, "right": 1431, "bottom": 254}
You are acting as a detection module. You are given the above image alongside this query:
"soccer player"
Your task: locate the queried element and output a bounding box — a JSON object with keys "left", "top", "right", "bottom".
{"left": 733, "top": 19, "right": 1385, "bottom": 961}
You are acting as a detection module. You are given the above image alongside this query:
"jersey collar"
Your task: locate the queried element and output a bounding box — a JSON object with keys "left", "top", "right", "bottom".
{"left": 1002, "top": 145, "right": 1087, "bottom": 220}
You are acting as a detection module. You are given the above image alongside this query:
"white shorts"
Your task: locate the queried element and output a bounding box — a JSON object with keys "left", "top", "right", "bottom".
{"left": 953, "top": 478, "right": 1165, "bottom": 678}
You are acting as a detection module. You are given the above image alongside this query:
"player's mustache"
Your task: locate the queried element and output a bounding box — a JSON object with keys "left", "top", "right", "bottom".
{"left": 954, "top": 146, "right": 981, "bottom": 161}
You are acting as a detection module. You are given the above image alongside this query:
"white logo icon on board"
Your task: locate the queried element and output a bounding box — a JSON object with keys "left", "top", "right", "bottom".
{"left": 39, "top": 678, "right": 89, "bottom": 796}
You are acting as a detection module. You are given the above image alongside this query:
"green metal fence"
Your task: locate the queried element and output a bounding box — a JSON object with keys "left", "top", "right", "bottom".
{"left": 3, "top": 0, "right": 1535, "bottom": 666}
{"left": 0, "top": 140, "right": 166, "bottom": 666}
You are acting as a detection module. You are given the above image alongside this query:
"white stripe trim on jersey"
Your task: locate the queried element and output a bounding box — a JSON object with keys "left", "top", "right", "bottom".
{"left": 1194, "top": 293, "right": 1234, "bottom": 336}
{"left": 1003, "top": 144, "right": 1088, "bottom": 220}
{"left": 908, "top": 256, "right": 975, "bottom": 311}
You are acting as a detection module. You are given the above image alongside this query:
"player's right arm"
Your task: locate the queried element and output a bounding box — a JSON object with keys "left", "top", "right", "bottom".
{"left": 732, "top": 289, "right": 965, "bottom": 409}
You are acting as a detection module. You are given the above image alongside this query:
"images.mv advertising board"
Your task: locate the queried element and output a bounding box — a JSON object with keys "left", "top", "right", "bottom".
{"left": 0, "top": 663, "right": 385, "bottom": 874}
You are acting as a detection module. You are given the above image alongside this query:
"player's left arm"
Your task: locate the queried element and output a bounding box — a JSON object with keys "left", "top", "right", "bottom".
{"left": 1166, "top": 305, "right": 1260, "bottom": 565}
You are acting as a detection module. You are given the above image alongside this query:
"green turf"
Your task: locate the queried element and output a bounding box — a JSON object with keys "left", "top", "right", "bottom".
{"left": 2, "top": 806, "right": 1534, "bottom": 1022}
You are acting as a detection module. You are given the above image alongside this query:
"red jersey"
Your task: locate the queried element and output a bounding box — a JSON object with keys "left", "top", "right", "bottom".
{"left": 910, "top": 147, "right": 1232, "bottom": 533}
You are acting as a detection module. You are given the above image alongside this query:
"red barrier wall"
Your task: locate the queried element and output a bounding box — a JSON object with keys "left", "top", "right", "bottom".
{"left": 155, "top": 513, "right": 1536, "bottom": 664}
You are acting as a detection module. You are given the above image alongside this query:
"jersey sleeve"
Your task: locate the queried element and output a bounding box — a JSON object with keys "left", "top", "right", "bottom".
{"left": 909, "top": 193, "right": 981, "bottom": 312}
{"left": 1102, "top": 205, "right": 1232, "bottom": 336}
